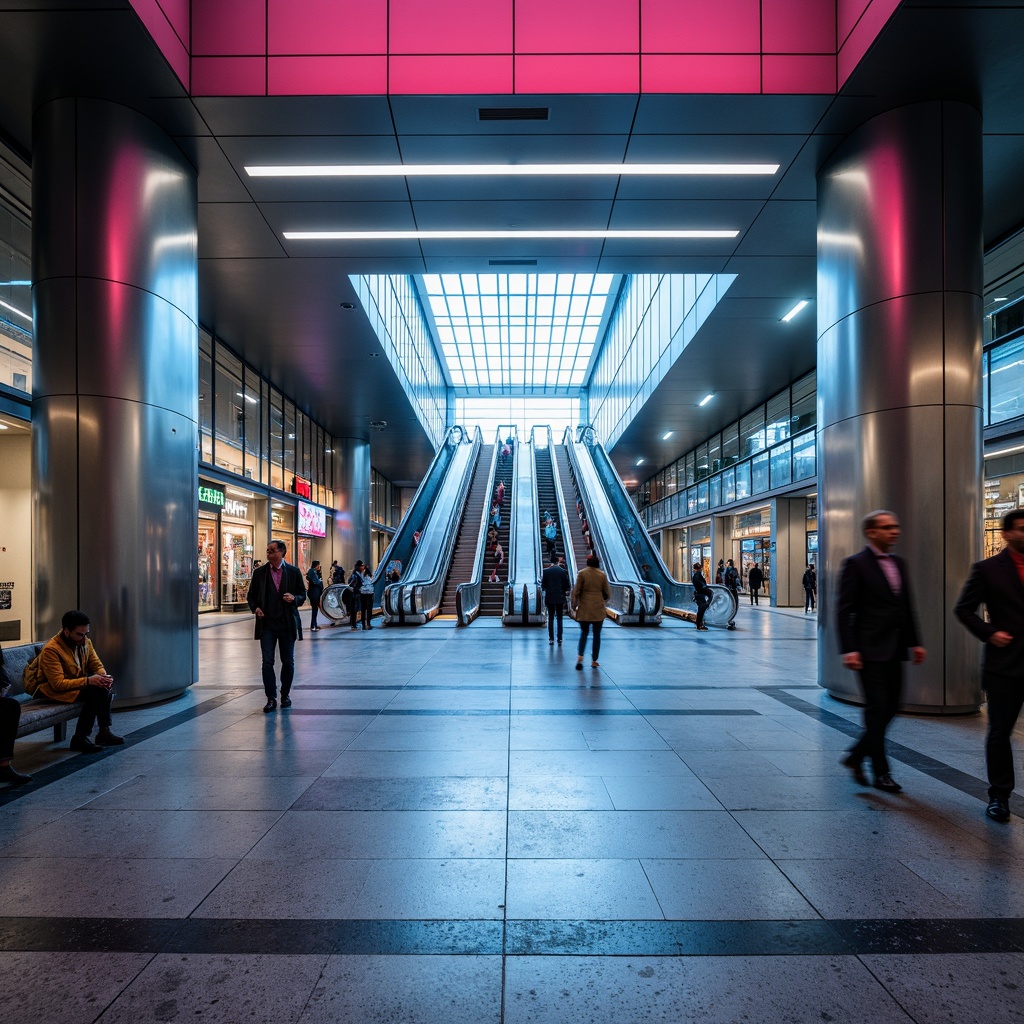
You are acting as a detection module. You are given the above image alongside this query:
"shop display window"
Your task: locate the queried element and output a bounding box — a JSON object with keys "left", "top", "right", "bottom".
{"left": 770, "top": 439, "right": 792, "bottom": 487}
{"left": 222, "top": 525, "right": 253, "bottom": 607}
{"left": 198, "top": 519, "right": 218, "bottom": 612}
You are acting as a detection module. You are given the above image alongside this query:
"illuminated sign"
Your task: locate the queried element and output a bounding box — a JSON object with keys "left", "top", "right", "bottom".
{"left": 298, "top": 500, "right": 326, "bottom": 538}
{"left": 292, "top": 476, "right": 312, "bottom": 499}
{"left": 198, "top": 485, "right": 225, "bottom": 508}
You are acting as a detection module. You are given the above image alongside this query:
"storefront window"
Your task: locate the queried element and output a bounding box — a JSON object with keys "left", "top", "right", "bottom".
{"left": 791, "top": 371, "right": 816, "bottom": 434}
{"left": 792, "top": 430, "right": 816, "bottom": 481}
{"left": 751, "top": 451, "right": 770, "bottom": 492}
{"left": 710, "top": 474, "right": 721, "bottom": 508}
{"left": 735, "top": 461, "right": 751, "bottom": 500}
{"left": 268, "top": 390, "right": 285, "bottom": 490}
{"left": 766, "top": 391, "right": 790, "bottom": 445}
{"left": 271, "top": 501, "right": 295, "bottom": 560}
{"left": 989, "top": 335, "right": 1024, "bottom": 423}
{"left": 214, "top": 348, "right": 244, "bottom": 476}
{"left": 199, "top": 332, "right": 213, "bottom": 464}
{"left": 722, "top": 466, "right": 735, "bottom": 504}
{"left": 721, "top": 421, "right": 739, "bottom": 467}
{"left": 198, "top": 515, "right": 218, "bottom": 612}
{"left": 740, "top": 408, "right": 766, "bottom": 458}
{"left": 284, "top": 402, "right": 297, "bottom": 480}
{"left": 221, "top": 499, "right": 255, "bottom": 608}
{"left": 243, "top": 368, "right": 261, "bottom": 481}
{"left": 770, "top": 440, "right": 792, "bottom": 487}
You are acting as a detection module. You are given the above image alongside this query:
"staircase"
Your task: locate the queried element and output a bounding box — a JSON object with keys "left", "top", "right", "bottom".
{"left": 439, "top": 447, "right": 491, "bottom": 615}
{"left": 535, "top": 446, "right": 566, "bottom": 565}
{"left": 479, "top": 445, "right": 515, "bottom": 616}
{"left": 554, "top": 445, "right": 591, "bottom": 571}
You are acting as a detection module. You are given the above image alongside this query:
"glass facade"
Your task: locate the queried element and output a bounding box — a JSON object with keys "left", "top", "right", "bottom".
{"left": 0, "top": 193, "right": 31, "bottom": 394}
{"left": 639, "top": 371, "right": 817, "bottom": 530}
{"left": 353, "top": 274, "right": 447, "bottom": 448}
{"left": 589, "top": 273, "right": 736, "bottom": 449}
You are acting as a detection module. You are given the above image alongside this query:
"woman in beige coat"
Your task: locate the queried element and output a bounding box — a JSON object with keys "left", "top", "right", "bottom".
{"left": 571, "top": 553, "right": 611, "bottom": 670}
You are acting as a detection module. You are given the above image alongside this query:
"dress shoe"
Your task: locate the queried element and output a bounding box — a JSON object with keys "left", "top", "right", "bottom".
{"left": 873, "top": 773, "right": 902, "bottom": 793}
{"left": 95, "top": 728, "right": 124, "bottom": 746}
{"left": 280, "top": 695, "right": 292, "bottom": 708}
{"left": 841, "top": 754, "right": 868, "bottom": 786}
{"left": 986, "top": 798, "right": 1011, "bottom": 822}
{"left": 575, "top": 661, "right": 583, "bottom": 672}
{"left": 263, "top": 698, "right": 278, "bottom": 714}
{"left": 69, "top": 735, "right": 102, "bottom": 753}
{"left": 0, "top": 764, "right": 31, "bottom": 785}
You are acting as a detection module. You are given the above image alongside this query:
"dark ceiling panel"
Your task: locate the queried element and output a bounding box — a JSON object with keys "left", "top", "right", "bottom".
{"left": 198, "top": 203, "right": 288, "bottom": 259}
{"left": 397, "top": 133, "right": 631, "bottom": 163}
{"left": 261, "top": 200, "right": 418, "bottom": 234}
{"left": 188, "top": 137, "right": 252, "bottom": 203}
{"left": 411, "top": 198, "right": 615, "bottom": 230}
{"left": 633, "top": 95, "right": 834, "bottom": 135}
{"left": 192, "top": 96, "right": 396, "bottom": 136}
{"left": 732, "top": 201, "right": 817, "bottom": 257}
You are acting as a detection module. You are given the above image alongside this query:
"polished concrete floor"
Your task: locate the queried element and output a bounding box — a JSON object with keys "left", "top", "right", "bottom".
{"left": 2, "top": 606, "right": 1023, "bottom": 1023}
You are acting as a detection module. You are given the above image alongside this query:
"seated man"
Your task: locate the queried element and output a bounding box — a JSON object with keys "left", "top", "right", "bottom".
{"left": 24, "top": 610, "right": 123, "bottom": 753}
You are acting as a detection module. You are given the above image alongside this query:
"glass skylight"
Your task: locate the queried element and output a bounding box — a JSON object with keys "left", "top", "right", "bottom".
{"left": 419, "top": 273, "right": 617, "bottom": 393}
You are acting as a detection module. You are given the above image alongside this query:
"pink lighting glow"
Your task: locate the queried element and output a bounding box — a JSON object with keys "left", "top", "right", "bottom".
{"left": 388, "top": 0, "right": 512, "bottom": 54}
{"left": 269, "top": 57, "right": 387, "bottom": 95}
{"left": 269, "top": 0, "right": 386, "bottom": 54}
{"left": 516, "top": 55, "right": 639, "bottom": 94}
{"left": 192, "top": 0, "right": 266, "bottom": 55}
{"left": 516, "top": 0, "right": 638, "bottom": 52}
{"left": 641, "top": 0, "right": 761, "bottom": 53}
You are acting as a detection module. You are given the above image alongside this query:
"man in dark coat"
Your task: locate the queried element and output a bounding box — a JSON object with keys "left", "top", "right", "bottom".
{"left": 541, "top": 556, "right": 571, "bottom": 645}
{"left": 248, "top": 540, "right": 306, "bottom": 713}
{"left": 837, "top": 509, "right": 926, "bottom": 793}
{"left": 692, "top": 563, "right": 711, "bottom": 631}
{"left": 954, "top": 508, "right": 1024, "bottom": 822}
{"left": 747, "top": 563, "right": 764, "bottom": 604}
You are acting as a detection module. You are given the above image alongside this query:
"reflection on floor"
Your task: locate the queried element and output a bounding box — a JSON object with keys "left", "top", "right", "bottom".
{"left": 2, "top": 607, "right": 1022, "bottom": 1023}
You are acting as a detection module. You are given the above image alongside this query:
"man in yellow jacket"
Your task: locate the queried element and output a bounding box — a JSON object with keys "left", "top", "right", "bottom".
{"left": 24, "top": 610, "right": 123, "bottom": 753}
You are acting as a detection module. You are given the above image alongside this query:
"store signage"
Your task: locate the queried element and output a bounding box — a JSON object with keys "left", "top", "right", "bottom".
{"left": 198, "top": 485, "right": 225, "bottom": 509}
{"left": 292, "top": 476, "right": 312, "bottom": 499}
{"left": 298, "top": 500, "right": 326, "bottom": 538}
{"left": 224, "top": 499, "right": 248, "bottom": 518}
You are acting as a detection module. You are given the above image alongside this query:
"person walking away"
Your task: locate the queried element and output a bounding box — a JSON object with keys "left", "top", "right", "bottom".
{"left": 724, "top": 559, "right": 740, "bottom": 604}
{"left": 802, "top": 564, "right": 817, "bottom": 613}
{"left": 348, "top": 561, "right": 364, "bottom": 629}
{"left": 23, "top": 609, "right": 122, "bottom": 752}
{"left": 692, "top": 563, "right": 712, "bottom": 631}
{"left": 748, "top": 563, "right": 764, "bottom": 605}
{"left": 306, "top": 560, "right": 324, "bottom": 631}
{"left": 836, "top": 509, "right": 926, "bottom": 793}
{"left": 248, "top": 541, "right": 307, "bottom": 712}
{"left": 542, "top": 556, "right": 571, "bottom": 645}
{"left": 359, "top": 563, "right": 375, "bottom": 629}
{"left": 954, "top": 508, "right": 1024, "bottom": 822}
{"left": 571, "top": 554, "right": 611, "bottom": 670}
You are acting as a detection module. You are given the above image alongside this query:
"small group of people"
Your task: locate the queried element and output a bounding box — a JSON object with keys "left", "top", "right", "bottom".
{"left": 540, "top": 551, "right": 611, "bottom": 670}
{"left": 838, "top": 507, "right": 1024, "bottom": 823}
{"left": 347, "top": 560, "right": 375, "bottom": 630}
{"left": 487, "top": 474, "right": 508, "bottom": 584}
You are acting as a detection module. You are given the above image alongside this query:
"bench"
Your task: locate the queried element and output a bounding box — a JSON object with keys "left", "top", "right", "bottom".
{"left": 0, "top": 642, "right": 81, "bottom": 742}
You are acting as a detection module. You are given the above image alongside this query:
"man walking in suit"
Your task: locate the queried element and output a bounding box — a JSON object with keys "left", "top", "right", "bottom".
{"left": 248, "top": 540, "right": 306, "bottom": 713}
{"left": 954, "top": 509, "right": 1024, "bottom": 822}
{"left": 541, "top": 556, "right": 571, "bottom": 645}
{"left": 837, "top": 510, "right": 926, "bottom": 792}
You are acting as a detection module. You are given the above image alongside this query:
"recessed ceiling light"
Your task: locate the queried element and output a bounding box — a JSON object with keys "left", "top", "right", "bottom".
{"left": 0, "top": 298, "right": 31, "bottom": 323}
{"left": 0, "top": 423, "right": 8, "bottom": 430}
{"left": 994, "top": 297, "right": 1009, "bottom": 301}
{"left": 284, "top": 229, "right": 738, "bottom": 241}
{"left": 636, "top": 458, "right": 645, "bottom": 466}
{"left": 247, "top": 162, "right": 780, "bottom": 178}
{"left": 781, "top": 300, "right": 809, "bottom": 322}
{"left": 662, "top": 431, "right": 673, "bottom": 440}
{"left": 699, "top": 394, "right": 714, "bottom": 407}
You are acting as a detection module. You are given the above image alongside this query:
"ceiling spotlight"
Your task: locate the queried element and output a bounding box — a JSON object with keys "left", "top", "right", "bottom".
{"left": 340, "top": 301, "right": 356, "bottom": 309}
{"left": 781, "top": 299, "right": 809, "bottom": 322}
{"left": 371, "top": 420, "right": 387, "bottom": 431}
{"left": 636, "top": 458, "right": 645, "bottom": 466}
{"left": 699, "top": 394, "right": 714, "bottom": 407}
{"left": 662, "top": 431, "right": 673, "bottom": 440}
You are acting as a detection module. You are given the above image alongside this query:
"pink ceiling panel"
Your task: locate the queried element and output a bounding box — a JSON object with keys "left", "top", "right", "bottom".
{"left": 762, "top": 0, "right": 835, "bottom": 53}
{"left": 160, "top": 0, "right": 191, "bottom": 41}
{"left": 268, "top": 0, "right": 387, "bottom": 55}
{"left": 641, "top": 0, "right": 760, "bottom": 54}
{"left": 193, "top": 0, "right": 266, "bottom": 55}
{"left": 388, "top": 55, "right": 514, "bottom": 93}
{"left": 515, "top": 54, "right": 639, "bottom": 93}
{"left": 762, "top": 54, "right": 835, "bottom": 94}
{"left": 837, "top": 0, "right": 870, "bottom": 47}
{"left": 191, "top": 56, "right": 266, "bottom": 95}
{"left": 838, "top": 0, "right": 901, "bottom": 87}
{"left": 389, "top": 0, "right": 513, "bottom": 55}
{"left": 130, "top": 0, "right": 189, "bottom": 85}
{"left": 515, "top": 0, "right": 639, "bottom": 53}
{"left": 268, "top": 56, "right": 388, "bottom": 93}
{"left": 642, "top": 54, "right": 760, "bottom": 93}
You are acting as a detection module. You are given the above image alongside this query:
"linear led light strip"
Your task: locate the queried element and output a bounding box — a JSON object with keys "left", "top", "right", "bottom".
{"left": 285, "top": 229, "right": 738, "bottom": 240}
{"left": 0, "top": 298, "right": 31, "bottom": 322}
{"left": 247, "top": 162, "right": 779, "bottom": 177}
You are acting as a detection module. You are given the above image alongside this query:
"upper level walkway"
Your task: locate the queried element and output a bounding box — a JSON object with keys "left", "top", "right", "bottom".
{"left": 1, "top": 607, "right": 1021, "bottom": 1023}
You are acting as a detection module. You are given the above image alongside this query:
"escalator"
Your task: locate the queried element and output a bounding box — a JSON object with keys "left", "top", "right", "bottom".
{"left": 479, "top": 440, "right": 514, "bottom": 616}
{"left": 535, "top": 445, "right": 566, "bottom": 565}
{"left": 554, "top": 445, "right": 588, "bottom": 577}
{"left": 439, "top": 443, "right": 497, "bottom": 616}
{"left": 579, "top": 427, "right": 739, "bottom": 629}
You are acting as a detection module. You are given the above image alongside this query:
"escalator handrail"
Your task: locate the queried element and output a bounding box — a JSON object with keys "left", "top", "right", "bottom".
{"left": 369, "top": 424, "right": 470, "bottom": 606}
{"left": 454, "top": 437, "right": 500, "bottom": 625}
{"left": 383, "top": 427, "right": 482, "bottom": 621}
{"left": 546, "top": 434, "right": 578, "bottom": 582}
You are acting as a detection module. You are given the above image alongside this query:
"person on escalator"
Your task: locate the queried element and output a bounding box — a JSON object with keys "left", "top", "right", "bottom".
{"left": 488, "top": 540, "right": 504, "bottom": 583}
{"left": 544, "top": 518, "right": 558, "bottom": 560}
{"left": 490, "top": 504, "right": 502, "bottom": 530}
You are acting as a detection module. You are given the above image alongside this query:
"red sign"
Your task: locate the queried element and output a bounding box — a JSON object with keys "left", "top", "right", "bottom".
{"left": 292, "top": 476, "right": 312, "bottom": 499}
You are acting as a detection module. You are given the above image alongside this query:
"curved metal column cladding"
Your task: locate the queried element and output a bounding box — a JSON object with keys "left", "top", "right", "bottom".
{"left": 32, "top": 98, "right": 199, "bottom": 705}
{"left": 331, "top": 438, "right": 371, "bottom": 571}
{"left": 816, "top": 101, "right": 983, "bottom": 713}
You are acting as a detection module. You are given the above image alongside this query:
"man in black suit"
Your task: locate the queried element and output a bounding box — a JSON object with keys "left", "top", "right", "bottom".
{"left": 954, "top": 509, "right": 1024, "bottom": 822}
{"left": 541, "top": 556, "right": 571, "bottom": 645}
{"left": 837, "top": 509, "right": 926, "bottom": 792}
{"left": 248, "top": 540, "right": 306, "bottom": 713}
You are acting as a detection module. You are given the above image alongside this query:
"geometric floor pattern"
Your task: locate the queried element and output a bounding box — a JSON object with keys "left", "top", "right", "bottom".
{"left": 2, "top": 607, "right": 1022, "bottom": 1023}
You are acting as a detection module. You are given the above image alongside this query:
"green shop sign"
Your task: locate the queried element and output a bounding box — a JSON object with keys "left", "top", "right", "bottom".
{"left": 198, "top": 485, "right": 225, "bottom": 508}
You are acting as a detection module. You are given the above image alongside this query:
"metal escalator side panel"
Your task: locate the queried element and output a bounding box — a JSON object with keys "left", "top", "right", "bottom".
{"left": 504, "top": 434, "right": 543, "bottom": 625}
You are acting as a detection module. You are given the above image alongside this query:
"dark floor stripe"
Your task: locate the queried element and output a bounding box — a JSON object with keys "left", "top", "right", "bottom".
{"left": 300, "top": 684, "right": 776, "bottom": 691}
{"left": 1, "top": 916, "right": 1021, "bottom": 956}
{"left": 757, "top": 686, "right": 1022, "bottom": 816}
{"left": 289, "top": 708, "right": 761, "bottom": 717}
{"left": 0, "top": 689, "right": 252, "bottom": 808}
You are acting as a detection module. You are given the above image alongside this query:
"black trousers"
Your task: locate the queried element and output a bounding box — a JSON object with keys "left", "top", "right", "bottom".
{"left": 577, "top": 620, "right": 603, "bottom": 661}
{"left": 546, "top": 602, "right": 565, "bottom": 642}
{"left": 0, "top": 696, "right": 20, "bottom": 759}
{"left": 849, "top": 658, "right": 902, "bottom": 775}
{"left": 694, "top": 593, "right": 710, "bottom": 628}
{"left": 348, "top": 590, "right": 359, "bottom": 627}
{"left": 360, "top": 593, "right": 373, "bottom": 628}
{"left": 71, "top": 686, "right": 114, "bottom": 739}
{"left": 804, "top": 587, "right": 816, "bottom": 611}
{"left": 985, "top": 679, "right": 1024, "bottom": 801}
